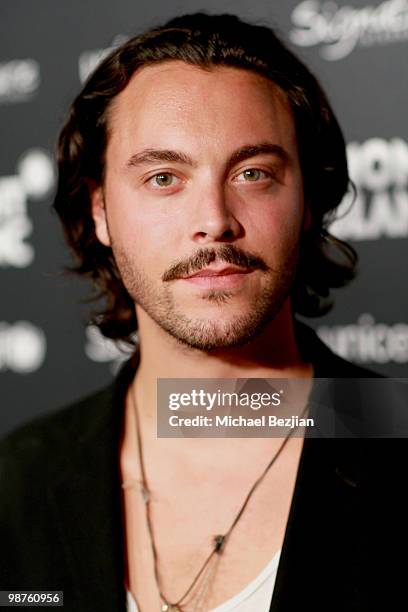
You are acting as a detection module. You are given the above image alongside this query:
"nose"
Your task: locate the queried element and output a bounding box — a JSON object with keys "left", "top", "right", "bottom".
{"left": 190, "top": 183, "right": 242, "bottom": 244}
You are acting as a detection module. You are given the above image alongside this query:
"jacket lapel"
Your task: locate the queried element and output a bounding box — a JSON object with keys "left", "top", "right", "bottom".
{"left": 47, "top": 362, "right": 136, "bottom": 611}
{"left": 49, "top": 456, "right": 126, "bottom": 610}
{"left": 270, "top": 326, "right": 370, "bottom": 610}
{"left": 270, "top": 435, "right": 364, "bottom": 611}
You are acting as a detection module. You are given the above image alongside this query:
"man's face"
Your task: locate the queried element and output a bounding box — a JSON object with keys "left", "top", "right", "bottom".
{"left": 92, "top": 61, "right": 307, "bottom": 350}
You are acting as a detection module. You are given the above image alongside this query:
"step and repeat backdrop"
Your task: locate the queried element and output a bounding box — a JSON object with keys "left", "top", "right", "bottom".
{"left": 1, "top": 0, "right": 407, "bottom": 436}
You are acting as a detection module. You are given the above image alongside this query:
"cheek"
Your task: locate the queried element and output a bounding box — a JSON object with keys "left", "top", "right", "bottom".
{"left": 104, "top": 182, "right": 183, "bottom": 275}
{"left": 105, "top": 178, "right": 163, "bottom": 243}
{"left": 244, "top": 192, "right": 304, "bottom": 257}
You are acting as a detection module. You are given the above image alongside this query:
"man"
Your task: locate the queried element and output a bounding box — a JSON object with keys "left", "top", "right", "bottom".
{"left": 0, "top": 12, "right": 406, "bottom": 612}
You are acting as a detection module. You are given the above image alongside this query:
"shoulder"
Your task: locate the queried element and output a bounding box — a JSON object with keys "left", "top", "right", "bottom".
{"left": 0, "top": 385, "right": 114, "bottom": 487}
{"left": 0, "top": 379, "right": 127, "bottom": 580}
{"left": 0, "top": 384, "right": 114, "bottom": 581}
{"left": 0, "top": 355, "right": 137, "bottom": 472}
{"left": 0, "top": 376, "right": 131, "bottom": 590}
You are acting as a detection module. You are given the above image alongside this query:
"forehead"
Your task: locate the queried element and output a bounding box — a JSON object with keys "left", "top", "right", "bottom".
{"left": 106, "top": 61, "right": 297, "bottom": 159}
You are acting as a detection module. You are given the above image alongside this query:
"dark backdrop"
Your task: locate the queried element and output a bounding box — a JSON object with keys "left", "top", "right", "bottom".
{"left": 1, "top": 0, "right": 407, "bottom": 437}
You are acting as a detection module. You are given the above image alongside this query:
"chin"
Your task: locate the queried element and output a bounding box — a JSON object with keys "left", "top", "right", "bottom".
{"left": 160, "top": 310, "right": 278, "bottom": 352}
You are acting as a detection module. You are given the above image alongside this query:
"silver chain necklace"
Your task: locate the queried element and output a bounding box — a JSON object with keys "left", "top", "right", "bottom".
{"left": 124, "top": 386, "right": 307, "bottom": 611}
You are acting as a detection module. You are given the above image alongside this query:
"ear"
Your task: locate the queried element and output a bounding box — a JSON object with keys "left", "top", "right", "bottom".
{"left": 90, "top": 183, "right": 111, "bottom": 247}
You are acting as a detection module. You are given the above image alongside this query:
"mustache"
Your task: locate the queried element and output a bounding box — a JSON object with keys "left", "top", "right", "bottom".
{"left": 162, "top": 245, "right": 269, "bottom": 282}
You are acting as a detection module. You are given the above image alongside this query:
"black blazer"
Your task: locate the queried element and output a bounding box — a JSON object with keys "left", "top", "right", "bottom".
{"left": 1, "top": 324, "right": 407, "bottom": 611}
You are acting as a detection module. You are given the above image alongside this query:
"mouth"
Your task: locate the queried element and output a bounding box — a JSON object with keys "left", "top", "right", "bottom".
{"left": 179, "top": 266, "right": 255, "bottom": 289}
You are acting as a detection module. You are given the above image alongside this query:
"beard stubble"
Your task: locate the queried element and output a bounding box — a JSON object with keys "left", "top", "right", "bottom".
{"left": 110, "top": 241, "right": 300, "bottom": 351}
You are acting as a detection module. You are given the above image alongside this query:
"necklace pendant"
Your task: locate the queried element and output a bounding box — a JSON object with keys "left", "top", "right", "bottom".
{"left": 214, "top": 534, "right": 226, "bottom": 553}
{"left": 161, "top": 605, "right": 182, "bottom": 611}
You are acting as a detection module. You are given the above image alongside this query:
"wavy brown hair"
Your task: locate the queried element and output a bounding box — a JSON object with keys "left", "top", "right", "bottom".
{"left": 53, "top": 12, "right": 357, "bottom": 344}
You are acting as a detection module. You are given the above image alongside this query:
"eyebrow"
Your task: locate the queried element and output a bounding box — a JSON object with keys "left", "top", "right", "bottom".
{"left": 125, "top": 142, "right": 289, "bottom": 172}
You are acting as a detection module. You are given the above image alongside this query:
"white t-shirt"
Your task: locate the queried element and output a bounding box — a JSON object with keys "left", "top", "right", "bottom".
{"left": 126, "top": 549, "right": 281, "bottom": 612}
